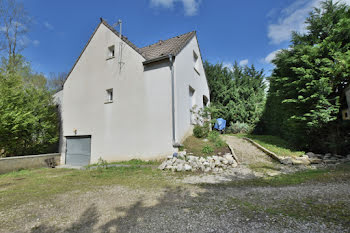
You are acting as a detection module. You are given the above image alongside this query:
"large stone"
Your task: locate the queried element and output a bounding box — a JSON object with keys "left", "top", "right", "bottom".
{"left": 204, "top": 167, "right": 211, "bottom": 172}
{"left": 281, "top": 157, "right": 293, "bottom": 165}
{"left": 184, "top": 164, "right": 192, "bottom": 171}
{"left": 292, "top": 157, "right": 310, "bottom": 165}
{"left": 309, "top": 158, "right": 322, "bottom": 164}
{"left": 158, "top": 161, "right": 167, "bottom": 170}
{"left": 323, "top": 159, "right": 338, "bottom": 164}
{"left": 176, "top": 164, "right": 184, "bottom": 172}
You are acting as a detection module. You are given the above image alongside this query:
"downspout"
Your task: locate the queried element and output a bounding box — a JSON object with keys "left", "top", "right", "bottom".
{"left": 169, "top": 55, "right": 176, "bottom": 145}
{"left": 169, "top": 54, "right": 179, "bottom": 147}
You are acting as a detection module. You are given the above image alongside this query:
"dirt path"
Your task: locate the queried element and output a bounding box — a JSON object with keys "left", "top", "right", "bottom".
{"left": 182, "top": 136, "right": 306, "bottom": 184}
{"left": 222, "top": 135, "right": 275, "bottom": 165}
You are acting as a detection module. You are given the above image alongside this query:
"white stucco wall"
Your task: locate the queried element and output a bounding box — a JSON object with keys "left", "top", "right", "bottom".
{"left": 173, "top": 36, "right": 210, "bottom": 143}
{"left": 346, "top": 87, "right": 350, "bottom": 111}
{"left": 61, "top": 23, "right": 175, "bottom": 164}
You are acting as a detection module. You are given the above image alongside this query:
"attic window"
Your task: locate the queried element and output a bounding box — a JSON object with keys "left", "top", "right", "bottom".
{"left": 105, "top": 88, "right": 113, "bottom": 103}
{"left": 107, "top": 45, "right": 115, "bottom": 59}
{"left": 193, "top": 51, "right": 200, "bottom": 74}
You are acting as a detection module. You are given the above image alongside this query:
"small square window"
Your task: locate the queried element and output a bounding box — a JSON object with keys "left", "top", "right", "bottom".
{"left": 106, "top": 88, "right": 113, "bottom": 103}
{"left": 107, "top": 45, "right": 115, "bottom": 59}
{"left": 193, "top": 51, "right": 200, "bottom": 74}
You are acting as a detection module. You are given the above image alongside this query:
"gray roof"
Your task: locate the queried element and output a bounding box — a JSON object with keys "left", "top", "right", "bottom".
{"left": 103, "top": 18, "right": 196, "bottom": 62}
{"left": 65, "top": 19, "right": 196, "bottom": 83}
{"left": 139, "top": 31, "right": 196, "bottom": 60}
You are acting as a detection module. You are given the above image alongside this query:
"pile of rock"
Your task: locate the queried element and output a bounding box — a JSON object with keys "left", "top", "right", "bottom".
{"left": 158, "top": 151, "right": 238, "bottom": 172}
{"left": 281, "top": 152, "right": 350, "bottom": 165}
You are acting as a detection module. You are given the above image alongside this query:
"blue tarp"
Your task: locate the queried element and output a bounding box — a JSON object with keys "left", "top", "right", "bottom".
{"left": 214, "top": 118, "right": 226, "bottom": 131}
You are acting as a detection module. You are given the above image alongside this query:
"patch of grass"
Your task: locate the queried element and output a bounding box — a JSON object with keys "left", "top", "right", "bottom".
{"left": 235, "top": 133, "right": 304, "bottom": 158}
{"left": 248, "top": 162, "right": 281, "bottom": 173}
{"left": 0, "top": 165, "right": 180, "bottom": 212}
{"left": 87, "top": 159, "right": 161, "bottom": 168}
{"left": 204, "top": 163, "right": 350, "bottom": 188}
{"left": 183, "top": 135, "right": 230, "bottom": 157}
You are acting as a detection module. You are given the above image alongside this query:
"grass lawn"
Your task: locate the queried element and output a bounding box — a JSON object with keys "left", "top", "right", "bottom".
{"left": 207, "top": 163, "right": 350, "bottom": 188}
{"left": 234, "top": 133, "right": 305, "bottom": 158}
{"left": 0, "top": 162, "right": 181, "bottom": 212}
{"left": 183, "top": 135, "right": 231, "bottom": 157}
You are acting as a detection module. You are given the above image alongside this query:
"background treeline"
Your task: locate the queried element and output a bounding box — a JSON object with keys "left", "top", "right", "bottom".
{"left": 258, "top": 0, "right": 350, "bottom": 154}
{"left": 0, "top": 0, "right": 65, "bottom": 157}
{"left": 205, "top": 0, "right": 350, "bottom": 155}
{"left": 204, "top": 62, "right": 266, "bottom": 133}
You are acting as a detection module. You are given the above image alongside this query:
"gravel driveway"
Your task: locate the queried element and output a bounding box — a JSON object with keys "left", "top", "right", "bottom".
{"left": 1, "top": 174, "right": 349, "bottom": 233}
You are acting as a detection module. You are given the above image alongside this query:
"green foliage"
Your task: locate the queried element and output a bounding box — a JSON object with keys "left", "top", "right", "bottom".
{"left": 0, "top": 56, "right": 59, "bottom": 156}
{"left": 193, "top": 124, "right": 210, "bottom": 138}
{"left": 226, "top": 122, "right": 252, "bottom": 134}
{"left": 258, "top": 0, "right": 350, "bottom": 154}
{"left": 208, "top": 131, "right": 225, "bottom": 148}
{"left": 204, "top": 62, "right": 266, "bottom": 127}
{"left": 96, "top": 157, "right": 108, "bottom": 169}
{"left": 202, "top": 145, "right": 214, "bottom": 154}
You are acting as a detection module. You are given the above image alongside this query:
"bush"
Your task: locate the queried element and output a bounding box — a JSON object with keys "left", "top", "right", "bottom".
{"left": 202, "top": 145, "right": 214, "bottom": 154}
{"left": 208, "top": 130, "right": 220, "bottom": 142}
{"left": 208, "top": 131, "right": 225, "bottom": 148}
{"left": 193, "top": 123, "right": 210, "bottom": 138}
{"left": 226, "top": 122, "right": 252, "bottom": 134}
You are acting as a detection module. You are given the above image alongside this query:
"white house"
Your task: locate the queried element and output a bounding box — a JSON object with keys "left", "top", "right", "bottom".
{"left": 343, "top": 86, "right": 350, "bottom": 120}
{"left": 57, "top": 18, "right": 210, "bottom": 166}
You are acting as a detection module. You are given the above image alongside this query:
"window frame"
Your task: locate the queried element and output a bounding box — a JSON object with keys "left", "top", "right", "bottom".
{"left": 105, "top": 88, "right": 113, "bottom": 104}
{"left": 107, "top": 45, "right": 115, "bottom": 60}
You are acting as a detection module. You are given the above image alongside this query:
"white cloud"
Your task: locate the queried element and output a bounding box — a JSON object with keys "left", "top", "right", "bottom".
{"left": 263, "top": 49, "right": 282, "bottom": 64}
{"left": 239, "top": 59, "right": 248, "bottom": 66}
{"left": 267, "top": 0, "right": 350, "bottom": 44}
{"left": 44, "top": 21, "right": 54, "bottom": 30}
{"left": 223, "top": 62, "right": 233, "bottom": 71}
{"left": 32, "top": 40, "right": 40, "bottom": 46}
{"left": 150, "top": 0, "right": 201, "bottom": 16}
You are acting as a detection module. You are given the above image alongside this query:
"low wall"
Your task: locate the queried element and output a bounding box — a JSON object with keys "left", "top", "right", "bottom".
{"left": 0, "top": 153, "right": 60, "bottom": 174}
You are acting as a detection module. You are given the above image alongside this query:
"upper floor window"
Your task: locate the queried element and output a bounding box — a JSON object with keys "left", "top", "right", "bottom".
{"left": 193, "top": 51, "right": 200, "bottom": 75}
{"left": 107, "top": 45, "right": 115, "bottom": 59}
{"left": 105, "top": 88, "right": 113, "bottom": 103}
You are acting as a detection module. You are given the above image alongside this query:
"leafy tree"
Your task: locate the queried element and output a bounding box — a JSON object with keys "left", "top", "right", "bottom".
{"left": 204, "top": 61, "right": 266, "bottom": 126}
{"left": 0, "top": 57, "right": 59, "bottom": 157}
{"left": 259, "top": 0, "right": 350, "bottom": 154}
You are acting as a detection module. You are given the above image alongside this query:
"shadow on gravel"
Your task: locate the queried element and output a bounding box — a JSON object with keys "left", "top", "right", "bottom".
{"left": 30, "top": 187, "right": 197, "bottom": 233}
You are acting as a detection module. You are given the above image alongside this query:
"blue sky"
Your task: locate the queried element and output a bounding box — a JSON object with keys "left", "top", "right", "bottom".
{"left": 19, "top": 0, "right": 350, "bottom": 77}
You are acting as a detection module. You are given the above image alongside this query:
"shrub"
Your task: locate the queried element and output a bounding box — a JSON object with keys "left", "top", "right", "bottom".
{"left": 193, "top": 123, "right": 210, "bottom": 138}
{"left": 208, "top": 131, "right": 225, "bottom": 148}
{"left": 202, "top": 145, "right": 214, "bottom": 154}
{"left": 208, "top": 130, "right": 219, "bottom": 142}
{"left": 226, "top": 122, "right": 252, "bottom": 134}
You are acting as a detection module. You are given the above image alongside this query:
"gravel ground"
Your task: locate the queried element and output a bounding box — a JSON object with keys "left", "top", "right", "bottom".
{"left": 2, "top": 179, "right": 349, "bottom": 233}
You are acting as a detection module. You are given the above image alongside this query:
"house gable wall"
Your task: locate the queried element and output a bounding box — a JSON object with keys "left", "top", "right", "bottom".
{"left": 173, "top": 36, "right": 210, "bottom": 142}
{"left": 62, "top": 23, "right": 174, "bottom": 163}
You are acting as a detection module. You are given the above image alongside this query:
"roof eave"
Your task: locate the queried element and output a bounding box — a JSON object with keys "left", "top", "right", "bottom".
{"left": 142, "top": 54, "right": 174, "bottom": 65}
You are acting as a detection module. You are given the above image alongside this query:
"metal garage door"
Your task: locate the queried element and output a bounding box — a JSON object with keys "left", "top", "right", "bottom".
{"left": 66, "top": 136, "right": 91, "bottom": 166}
